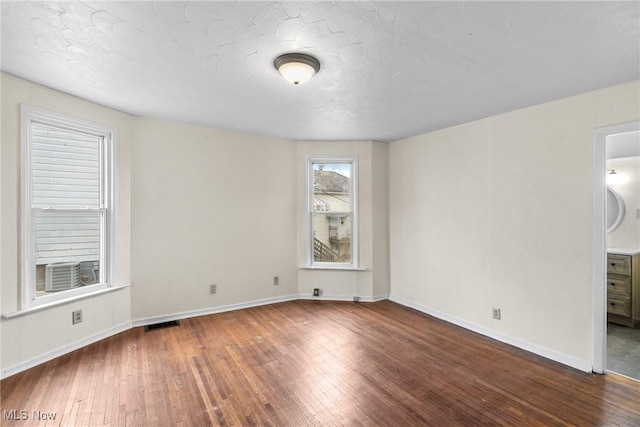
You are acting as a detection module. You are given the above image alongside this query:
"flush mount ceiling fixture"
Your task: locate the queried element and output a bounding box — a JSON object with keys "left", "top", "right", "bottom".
{"left": 608, "top": 169, "right": 630, "bottom": 185}
{"left": 274, "top": 53, "right": 320, "bottom": 85}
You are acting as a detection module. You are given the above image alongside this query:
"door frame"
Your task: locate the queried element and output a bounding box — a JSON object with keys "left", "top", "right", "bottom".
{"left": 592, "top": 120, "right": 639, "bottom": 374}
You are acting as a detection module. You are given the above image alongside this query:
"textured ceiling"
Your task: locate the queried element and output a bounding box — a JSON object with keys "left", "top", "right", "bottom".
{"left": 2, "top": 1, "right": 639, "bottom": 142}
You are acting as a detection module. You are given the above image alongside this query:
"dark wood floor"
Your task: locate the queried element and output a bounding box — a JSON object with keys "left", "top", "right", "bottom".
{"left": 2, "top": 300, "right": 639, "bottom": 426}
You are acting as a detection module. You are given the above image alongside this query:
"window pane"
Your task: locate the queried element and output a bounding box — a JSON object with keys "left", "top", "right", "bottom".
{"left": 311, "top": 162, "right": 353, "bottom": 264}
{"left": 313, "top": 163, "right": 351, "bottom": 212}
{"left": 34, "top": 210, "right": 102, "bottom": 294}
{"left": 31, "top": 123, "right": 101, "bottom": 208}
{"left": 312, "top": 213, "right": 352, "bottom": 263}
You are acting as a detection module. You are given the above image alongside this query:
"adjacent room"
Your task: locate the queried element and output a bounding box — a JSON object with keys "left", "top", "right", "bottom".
{"left": 605, "top": 130, "right": 640, "bottom": 380}
{"left": 1, "top": 1, "right": 639, "bottom": 425}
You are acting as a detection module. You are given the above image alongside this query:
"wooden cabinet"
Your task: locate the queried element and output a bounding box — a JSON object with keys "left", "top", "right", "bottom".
{"left": 607, "top": 252, "right": 640, "bottom": 328}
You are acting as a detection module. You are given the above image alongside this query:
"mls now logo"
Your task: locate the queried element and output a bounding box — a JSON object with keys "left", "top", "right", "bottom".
{"left": 4, "top": 410, "right": 28, "bottom": 420}
{"left": 3, "top": 410, "right": 57, "bottom": 421}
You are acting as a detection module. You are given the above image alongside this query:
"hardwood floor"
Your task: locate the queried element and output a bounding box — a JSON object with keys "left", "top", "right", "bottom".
{"left": 2, "top": 300, "right": 639, "bottom": 426}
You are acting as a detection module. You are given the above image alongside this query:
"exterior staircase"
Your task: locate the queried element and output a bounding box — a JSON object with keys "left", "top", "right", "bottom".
{"left": 313, "top": 238, "right": 339, "bottom": 262}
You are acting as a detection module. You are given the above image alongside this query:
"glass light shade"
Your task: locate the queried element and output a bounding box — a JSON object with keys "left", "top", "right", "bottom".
{"left": 607, "top": 170, "right": 629, "bottom": 185}
{"left": 274, "top": 53, "right": 320, "bottom": 85}
{"left": 277, "top": 62, "right": 316, "bottom": 85}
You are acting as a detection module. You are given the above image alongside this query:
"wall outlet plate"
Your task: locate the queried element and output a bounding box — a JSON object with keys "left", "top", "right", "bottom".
{"left": 492, "top": 308, "right": 501, "bottom": 320}
{"left": 210, "top": 284, "right": 217, "bottom": 294}
{"left": 72, "top": 309, "right": 83, "bottom": 324}
{"left": 273, "top": 276, "right": 279, "bottom": 286}
{"left": 313, "top": 288, "right": 320, "bottom": 297}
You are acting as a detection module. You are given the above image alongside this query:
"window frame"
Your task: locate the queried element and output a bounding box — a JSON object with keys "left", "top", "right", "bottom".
{"left": 306, "top": 156, "right": 358, "bottom": 269}
{"left": 20, "top": 105, "right": 116, "bottom": 309}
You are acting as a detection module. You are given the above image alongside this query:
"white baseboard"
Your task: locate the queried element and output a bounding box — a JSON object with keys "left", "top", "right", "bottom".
{"left": 360, "top": 294, "right": 389, "bottom": 302}
{"left": 389, "top": 295, "right": 592, "bottom": 373}
{"left": 132, "top": 294, "right": 300, "bottom": 327}
{"left": 298, "top": 293, "right": 389, "bottom": 302}
{"left": 1, "top": 321, "right": 132, "bottom": 380}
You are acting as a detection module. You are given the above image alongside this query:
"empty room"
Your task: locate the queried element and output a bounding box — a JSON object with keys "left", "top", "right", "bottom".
{"left": 1, "top": 1, "right": 640, "bottom": 426}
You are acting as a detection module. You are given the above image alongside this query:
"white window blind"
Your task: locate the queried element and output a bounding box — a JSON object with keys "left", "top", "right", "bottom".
{"left": 31, "top": 123, "right": 102, "bottom": 265}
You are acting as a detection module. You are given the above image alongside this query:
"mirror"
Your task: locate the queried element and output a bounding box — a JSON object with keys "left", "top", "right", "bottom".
{"left": 606, "top": 185, "right": 626, "bottom": 234}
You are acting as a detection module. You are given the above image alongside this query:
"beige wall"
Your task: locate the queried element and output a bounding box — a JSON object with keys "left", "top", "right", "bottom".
{"left": 296, "top": 140, "right": 390, "bottom": 301}
{"left": 371, "top": 142, "right": 390, "bottom": 298}
{"left": 1, "top": 73, "right": 132, "bottom": 375}
{"left": 130, "top": 118, "right": 298, "bottom": 321}
{"left": 389, "top": 80, "right": 640, "bottom": 370}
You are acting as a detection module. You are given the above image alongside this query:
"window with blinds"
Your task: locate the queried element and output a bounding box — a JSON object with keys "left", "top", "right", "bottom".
{"left": 32, "top": 124, "right": 102, "bottom": 265}
{"left": 21, "top": 105, "right": 114, "bottom": 307}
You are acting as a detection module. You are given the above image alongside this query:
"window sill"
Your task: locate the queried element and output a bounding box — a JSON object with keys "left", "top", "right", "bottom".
{"left": 298, "top": 266, "right": 367, "bottom": 271}
{"left": 2, "top": 284, "right": 130, "bottom": 319}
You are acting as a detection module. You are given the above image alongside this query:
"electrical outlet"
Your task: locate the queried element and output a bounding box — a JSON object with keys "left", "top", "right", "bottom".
{"left": 72, "top": 310, "right": 83, "bottom": 325}
{"left": 273, "top": 276, "right": 279, "bottom": 286}
{"left": 313, "top": 288, "right": 320, "bottom": 297}
{"left": 636, "top": 207, "right": 640, "bottom": 219}
{"left": 210, "top": 284, "right": 217, "bottom": 294}
{"left": 492, "top": 308, "right": 501, "bottom": 320}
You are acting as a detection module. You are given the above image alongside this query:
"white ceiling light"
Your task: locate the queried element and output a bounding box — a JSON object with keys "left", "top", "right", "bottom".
{"left": 607, "top": 169, "right": 630, "bottom": 185}
{"left": 274, "top": 53, "right": 320, "bottom": 85}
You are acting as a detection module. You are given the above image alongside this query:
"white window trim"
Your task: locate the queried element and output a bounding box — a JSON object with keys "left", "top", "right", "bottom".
{"left": 20, "top": 105, "right": 116, "bottom": 310}
{"left": 306, "top": 156, "right": 358, "bottom": 269}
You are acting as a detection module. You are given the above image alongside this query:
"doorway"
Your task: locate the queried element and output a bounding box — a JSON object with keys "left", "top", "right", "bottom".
{"left": 593, "top": 122, "right": 640, "bottom": 378}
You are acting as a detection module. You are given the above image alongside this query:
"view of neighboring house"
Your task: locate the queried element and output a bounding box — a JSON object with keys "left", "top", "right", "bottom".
{"left": 312, "top": 164, "right": 352, "bottom": 263}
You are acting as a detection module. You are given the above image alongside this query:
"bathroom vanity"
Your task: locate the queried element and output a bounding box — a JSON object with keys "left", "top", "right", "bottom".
{"left": 607, "top": 250, "right": 640, "bottom": 328}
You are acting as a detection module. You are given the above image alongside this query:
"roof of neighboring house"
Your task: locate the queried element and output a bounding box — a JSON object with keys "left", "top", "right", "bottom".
{"left": 314, "top": 170, "right": 350, "bottom": 194}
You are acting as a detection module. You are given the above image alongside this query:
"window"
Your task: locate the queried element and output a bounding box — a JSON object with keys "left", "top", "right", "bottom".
{"left": 308, "top": 158, "right": 357, "bottom": 267}
{"left": 21, "top": 105, "right": 115, "bottom": 308}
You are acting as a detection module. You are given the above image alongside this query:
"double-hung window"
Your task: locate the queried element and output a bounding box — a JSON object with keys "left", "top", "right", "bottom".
{"left": 21, "top": 105, "right": 115, "bottom": 308}
{"left": 308, "top": 157, "right": 357, "bottom": 268}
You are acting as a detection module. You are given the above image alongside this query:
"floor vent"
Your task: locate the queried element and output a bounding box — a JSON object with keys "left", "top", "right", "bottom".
{"left": 145, "top": 320, "right": 180, "bottom": 332}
